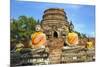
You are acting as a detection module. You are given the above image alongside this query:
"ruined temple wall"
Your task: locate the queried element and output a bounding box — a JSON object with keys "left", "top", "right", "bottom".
{"left": 41, "top": 8, "right": 70, "bottom": 63}
{"left": 43, "top": 8, "right": 67, "bottom": 21}
{"left": 44, "top": 8, "right": 66, "bottom": 16}
{"left": 43, "top": 14, "right": 67, "bottom": 21}
{"left": 41, "top": 8, "right": 69, "bottom": 38}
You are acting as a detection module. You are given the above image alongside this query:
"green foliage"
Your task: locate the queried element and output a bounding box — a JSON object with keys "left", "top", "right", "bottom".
{"left": 11, "top": 16, "right": 37, "bottom": 49}
{"left": 74, "top": 31, "right": 87, "bottom": 39}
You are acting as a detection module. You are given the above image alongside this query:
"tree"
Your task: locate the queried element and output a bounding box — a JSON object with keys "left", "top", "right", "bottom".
{"left": 11, "top": 16, "right": 37, "bottom": 49}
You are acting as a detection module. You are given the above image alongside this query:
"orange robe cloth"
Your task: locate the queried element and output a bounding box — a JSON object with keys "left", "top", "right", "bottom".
{"left": 67, "top": 32, "right": 79, "bottom": 46}
{"left": 31, "top": 32, "right": 46, "bottom": 48}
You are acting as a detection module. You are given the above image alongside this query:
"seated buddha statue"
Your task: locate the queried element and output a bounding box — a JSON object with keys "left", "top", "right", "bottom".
{"left": 65, "top": 22, "right": 79, "bottom": 47}
{"left": 31, "top": 25, "right": 47, "bottom": 49}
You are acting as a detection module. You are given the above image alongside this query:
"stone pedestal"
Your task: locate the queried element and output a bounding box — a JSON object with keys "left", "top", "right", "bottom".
{"left": 61, "top": 46, "right": 95, "bottom": 63}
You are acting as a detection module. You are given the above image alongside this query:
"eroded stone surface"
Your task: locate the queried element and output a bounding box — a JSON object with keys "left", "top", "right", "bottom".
{"left": 47, "top": 38, "right": 64, "bottom": 64}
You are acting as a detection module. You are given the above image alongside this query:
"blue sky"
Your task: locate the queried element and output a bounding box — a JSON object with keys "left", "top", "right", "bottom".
{"left": 11, "top": 0, "right": 95, "bottom": 37}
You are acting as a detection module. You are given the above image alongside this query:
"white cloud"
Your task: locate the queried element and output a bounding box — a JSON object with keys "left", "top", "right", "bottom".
{"left": 74, "top": 23, "right": 86, "bottom": 32}
{"left": 89, "top": 31, "right": 95, "bottom": 37}
{"left": 74, "top": 23, "right": 95, "bottom": 37}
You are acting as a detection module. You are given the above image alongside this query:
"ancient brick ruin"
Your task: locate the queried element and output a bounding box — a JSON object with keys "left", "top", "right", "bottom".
{"left": 41, "top": 8, "right": 69, "bottom": 64}
{"left": 41, "top": 8, "right": 69, "bottom": 39}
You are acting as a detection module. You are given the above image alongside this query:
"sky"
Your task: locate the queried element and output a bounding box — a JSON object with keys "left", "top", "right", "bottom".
{"left": 11, "top": 0, "right": 95, "bottom": 37}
